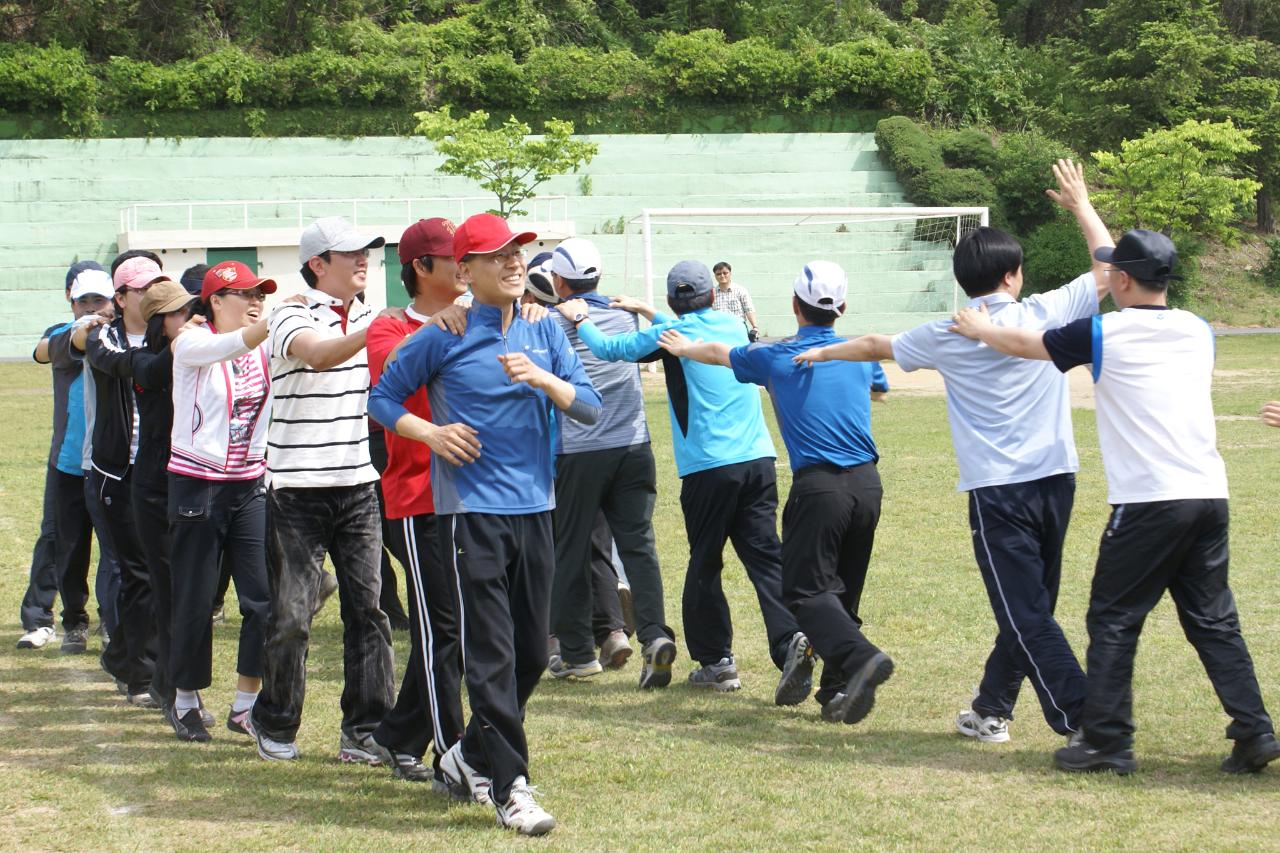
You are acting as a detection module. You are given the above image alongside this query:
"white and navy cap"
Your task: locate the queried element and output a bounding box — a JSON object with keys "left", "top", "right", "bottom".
{"left": 298, "top": 216, "right": 385, "bottom": 264}
{"left": 793, "top": 260, "right": 847, "bottom": 316}
{"left": 551, "top": 237, "right": 602, "bottom": 281}
{"left": 525, "top": 251, "right": 558, "bottom": 304}
{"left": 69, "top": 268, "right": 115, "bottom": 301}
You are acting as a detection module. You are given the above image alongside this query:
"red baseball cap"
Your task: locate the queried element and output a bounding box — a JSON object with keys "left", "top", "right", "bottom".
{"left": 398, "top": 218, "right": 458, "bottom": 264}
{"left": 201, "top": 260, "right": 278, "bottom": 301}
{"left": 452, "top": 213, "right": 536, "bottom": 263}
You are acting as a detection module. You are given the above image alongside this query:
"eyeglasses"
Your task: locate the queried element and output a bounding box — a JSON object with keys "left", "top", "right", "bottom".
{"left": 216, "top": 288, "right": 267, "bottom": 302}
{"left": 478, "top": 248, "right": 526, "bottom": 265}
{"left": 332, "top": 248, "right": 370, "bottom": 260}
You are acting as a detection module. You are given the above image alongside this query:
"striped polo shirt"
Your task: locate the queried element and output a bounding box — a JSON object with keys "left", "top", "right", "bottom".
{"left": 266, "top": 288, "right": 377, "bottom": 489}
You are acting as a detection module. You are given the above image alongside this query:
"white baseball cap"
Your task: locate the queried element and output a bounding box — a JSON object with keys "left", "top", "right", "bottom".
{"left": 793, "top": 260, "right": 847, "bottom": 316}
{"left": 551, "top": 237, "right": 602, "bottom": 281}
{"left": 69, "top": 269, "right": 115, "bottom": 301}
{"left": 298, "top": 216, "right": 385, "bottom": 264}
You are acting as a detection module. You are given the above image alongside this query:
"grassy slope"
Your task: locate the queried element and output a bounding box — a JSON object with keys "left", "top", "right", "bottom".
{"left": 1191, "top": 234, "right": 1280, "bottom": 327}
{"left": 0, "top": 339, "right": 1277, "bottom": 850}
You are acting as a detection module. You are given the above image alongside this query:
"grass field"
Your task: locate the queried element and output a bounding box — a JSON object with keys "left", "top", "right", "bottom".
{"left": 1, "top": 338, "right": 1278, "bottom": 851}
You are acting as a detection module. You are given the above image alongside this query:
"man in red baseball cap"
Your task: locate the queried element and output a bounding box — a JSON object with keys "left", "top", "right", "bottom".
{"left": 451, "top": 213, "right": 536, "bottom": 264}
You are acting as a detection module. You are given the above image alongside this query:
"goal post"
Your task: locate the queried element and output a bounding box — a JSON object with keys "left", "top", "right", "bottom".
{"left": 622, "top": 206, "right": 989, "bottom": 336}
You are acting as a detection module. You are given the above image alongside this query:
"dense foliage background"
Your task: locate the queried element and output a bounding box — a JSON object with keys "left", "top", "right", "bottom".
{"left": 2, "top": 0, "right": 1278, "bottom": 294}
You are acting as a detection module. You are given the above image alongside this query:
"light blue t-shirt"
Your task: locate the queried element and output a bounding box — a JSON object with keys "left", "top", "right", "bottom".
{"left": 890, "top": 273, "right": 1099, "bottom": 491}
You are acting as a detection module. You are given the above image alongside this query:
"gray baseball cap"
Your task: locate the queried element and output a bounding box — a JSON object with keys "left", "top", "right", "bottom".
{"left": 666, "top": 260, "right": 713, "bottom": 298}
{"left": 298, "top": 216, "right": 385, "bottom": 264}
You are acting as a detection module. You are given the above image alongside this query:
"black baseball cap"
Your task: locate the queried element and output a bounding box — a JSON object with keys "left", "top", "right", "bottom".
{"left": 1093, "top": 229, "right": 1182, "bottom": 282}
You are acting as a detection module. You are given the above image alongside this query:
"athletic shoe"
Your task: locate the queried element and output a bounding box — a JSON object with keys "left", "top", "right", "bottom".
{"left": 16, "top": 626, "right": 55, "bottom": 650}
{"left": 689, "top": 656, "right": 742, "bottom": 692}
{"left": 617, "top": 580, "right": 636, "bottom": 636}
{"left": 195, "top": 694, "right": 215, "bottom": 728}
{"left": 126, "top": 689, "right": 160, "bottom": 710}
{"left": 312, "top": 572, "right": 339, "bottom": 618}
{"left": 227, "top": 706, "right": 255, "bottom": 737}
{"left": 495, "top": 776, "right": 556, "bottom": 836}
{"left": 598, "top": 630, "right": 632, "bottom": 670}
{"left": 774, "top": 632, "right": 815, "bottom": 706}
{"left": 1066, "top": 730, "right": 1085, "bottom": 749}
{"left": 547, "top": 635, "right": 560, "bottom": 666}
{"left": 383, "top": 747, "right": 435, "bottom": 783}
{"left": 211, "top": 605, "right": 225, "bottom": 625}
{"left": 821, "top": 652, "right": 894, "bottom": 725}
{"left": 1221, "top": 732, "right": 1280, "bottom": 774}
{"left": 168, "top": 705, "right": 212, "bottom": 743}
{"left": 338, "top": 730, "right": 388, "bottom": 766}
{"left": 547, "top": 655, "right": 603, "bottom": 681}
{"left": 1054, "top": 740, "right": 1137, "bottom": 774}
{"left": 956, "top": 709, "right": 1010, "bottom": 743}
{"left": 254, "top": 723, "right": 299, "bottom": 761}
{"left": 61, "top": 624, "right": 89, "bottom": 654}
{"left": 439, "top": 741, "right": 492, "bottom": 805}
{"left": 638, "top": 636, "right": 677, "bottom": 689}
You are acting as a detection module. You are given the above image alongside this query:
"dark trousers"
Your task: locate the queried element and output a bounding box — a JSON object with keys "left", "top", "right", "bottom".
{"left": 84, "top": 474, "right": 121, "bottom": 636}
{"left": 1081, "top": 499, "right": 1274, "bottom": 752}
{"left": 969, "top": 474, "right": 1086, "bottom": 735}
{"left": 368, "top": 426, "right": 410, "bottom": 625}
{"left": 132, "top": 479, "right": 173, "bottom": 704}
{"left": 589, "top": 512, "right": 628, "bottom": 644}
{"left": 253, "top": 483, "right": 393, "bottom": 743}
{"left": 551, "top": 444, "right": 670, "bottom": 665}
{"left": 168, "top": 474, "right": 270, "bottom": 690}
{"left": 52, "top": 469, "right": 93, "bottom": 631}
{"left": 93, "top": 469, "right": 156, "bottom": 692}
{"left": 374, "top": 514, "right": 465, "bottom": 765}
{"left": 680, "top": 458, "right": 798, "bottom": 668}
{"left": 445, "top": 512, "right": 553, "bottom": 805}
{"left": 781, "top": 462, "right": 882, "bottom": 703}
{"left": 18, "top": 464, "right": 58, "bottom": 631}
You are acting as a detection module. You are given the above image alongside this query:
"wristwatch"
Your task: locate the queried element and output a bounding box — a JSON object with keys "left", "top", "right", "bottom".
{"left": 572, "top": 311, "right": 588, "bottom": 325}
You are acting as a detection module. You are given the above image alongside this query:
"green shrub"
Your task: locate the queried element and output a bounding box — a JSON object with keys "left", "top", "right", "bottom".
{"left": 524, "top": 47, "right": 652, "bottom": 105}
{"left": 432, "top": 52, "right": 533, "bottom": 108}
{"left": 1261, "top": 237, "right": 1280, "bottom": 289}
{"left": 941, "top": 127, "right": 998, "bottom": 172}
{"left": 874, "top": 116, "right": 943, "bottom": 180}
{"left": 906, "top": 166, "right": 1004, "bottom": 225}
{"left": 992, "top": 129, "right": 1076, "bottom": 233}
{"left": 1021, "top": 216, "right": 1090, "bottom": 295}
{"left": 804, "top": 38, "right": 932, "bottom": 112}
{"left": 651, "top": 29, "right": 732, "bottom": 99}
{"left": 0, "top": 44, "right": 99, "bottom": 133}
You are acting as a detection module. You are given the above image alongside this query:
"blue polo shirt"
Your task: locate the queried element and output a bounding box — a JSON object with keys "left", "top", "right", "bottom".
{"left": 729, "top": 325, "right": 879, "bottom": 472}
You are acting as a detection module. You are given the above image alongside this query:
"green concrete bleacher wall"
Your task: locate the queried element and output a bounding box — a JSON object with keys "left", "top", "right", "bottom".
{"left": 0, "top": 134, "right": 963, "bottom": 358}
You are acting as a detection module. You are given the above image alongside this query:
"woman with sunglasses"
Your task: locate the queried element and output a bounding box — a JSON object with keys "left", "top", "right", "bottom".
{"left": 165, "top": 260, "right": 276, "bottom": 742}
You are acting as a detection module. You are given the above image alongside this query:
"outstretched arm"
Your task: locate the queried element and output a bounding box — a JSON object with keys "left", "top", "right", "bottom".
{"left": 657, "top": 329, "right": 730, "bottom": 366}
{"left": 950, "top": 303, "right": 1050, "bottom": 360}
{"left": 792, "top": 333, "right": 893, "bottom": 366}
{"left": 1262, "top": 401, "right": 1280, "bottom": 428}
{"left": 1046, "top": 158, "right": 1113, "bottom": 300}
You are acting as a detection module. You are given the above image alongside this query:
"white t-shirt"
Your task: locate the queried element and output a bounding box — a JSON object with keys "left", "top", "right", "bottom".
{"left": 127, "top": 331, "right": 144, "bottom": 464}
{"left": 266, "top": 289, "right": 377, "bottom": 489}
{"left": 890, "top": 273, "right": 1099, "bottom": 491}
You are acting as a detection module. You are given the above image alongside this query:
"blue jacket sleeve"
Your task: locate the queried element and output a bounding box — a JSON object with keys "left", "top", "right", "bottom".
{"left": 368, "top": 327, "right": 445, "bottom": 430}
{"left": 578, "top": 317, "right": 667, "bottom": 363}
{"left": 545, "top": 320, "right": 602, "bottom": 424}
{"left": 871, "top": 362, "right": 889, "bottom": 393}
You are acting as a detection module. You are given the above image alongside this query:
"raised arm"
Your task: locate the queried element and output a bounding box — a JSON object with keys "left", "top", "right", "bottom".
{"left": 950, "top": 303, "right": 1050, "bottom": 360}
{"left": 657, "top": 328, "right": 731, "bottom": 367}
{"left": 1262, "top": 401, "right": 1280, "bottom": 428}
{"left": 792, "top": 333, "right": 893, "bottom": 366}
{"left": 33, "top": 334, "right": 52, "bottom": 364}
{"left": 1046, "top": 158, "right": 1113, "bottom": 299}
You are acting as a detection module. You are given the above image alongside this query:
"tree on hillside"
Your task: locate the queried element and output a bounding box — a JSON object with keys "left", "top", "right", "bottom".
{"left": 415, "top": 108, "right": 598, "bottom": 217}
{"left": 1091, "top": 119, "right": 1261, "bottom": 243}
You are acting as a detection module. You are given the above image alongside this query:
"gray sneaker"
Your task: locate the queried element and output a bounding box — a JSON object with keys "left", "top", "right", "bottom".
{"left": 547, "top": 655, "right": 603, "bottom": 681}
{"left": 638, "top": 636, "right": 677, "bottom": 689}
{"left": 689, "top": 656, "right": 742, "bottom": 692}
{"left": 338, "top": 730, "right": 388, "bottom": 765}
{"left": 598, "top": 630, "right": 633, "bottom": 669}
{"left": 774, "top": 632, "right": 815, "bottom": 706}
{"left": 254, "top": 720, "right": 299, "bottom": 761}
{"left": 61, "top": 624, "right": 89, "bottom": 654}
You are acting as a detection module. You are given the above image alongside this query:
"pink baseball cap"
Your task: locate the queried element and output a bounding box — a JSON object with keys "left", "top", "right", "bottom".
{"left": 113, "top": 256, "right": 171, "bottom": 292}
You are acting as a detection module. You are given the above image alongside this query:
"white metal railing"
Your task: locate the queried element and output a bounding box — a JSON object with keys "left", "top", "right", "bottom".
{"left": 119, "top": 195, "right": 570, "bottom": 233}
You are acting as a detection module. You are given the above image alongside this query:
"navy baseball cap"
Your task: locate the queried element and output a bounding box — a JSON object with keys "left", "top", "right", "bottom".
{"left": 1093, "top": 229, "right": 1182, "bottom": 282}
{"left": 666, "top": 260, "right": 713, "bottom": 299}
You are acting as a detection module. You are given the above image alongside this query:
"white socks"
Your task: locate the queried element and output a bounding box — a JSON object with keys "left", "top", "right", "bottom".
{"left": 174, "top": 689, "right": 199, "bottom": 712}
{"left": 232, "top": 690, "right": 256, "bottom": 713}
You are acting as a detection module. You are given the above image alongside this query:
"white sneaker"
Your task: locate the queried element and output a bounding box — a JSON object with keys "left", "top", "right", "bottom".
{"left": 956, "top": 709, "right": 1010, "bottom": 743}
{"left": 16, "top": 626, "right": 56, "bottom": 649}
{"left": 439, "top": 742, "right": 492, "bottom": 805}
{"left": 495, "top": 776, "right": 556, "bottom": 836}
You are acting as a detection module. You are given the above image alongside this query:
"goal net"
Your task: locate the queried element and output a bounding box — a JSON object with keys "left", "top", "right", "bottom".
{"left": 619, "top": 207, "right": 988, "bottom": 336}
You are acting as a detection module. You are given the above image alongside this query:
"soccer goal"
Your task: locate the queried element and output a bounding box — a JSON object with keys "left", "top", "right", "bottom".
{"left": 620, "top": 207, "right": 988, "bottom": 336}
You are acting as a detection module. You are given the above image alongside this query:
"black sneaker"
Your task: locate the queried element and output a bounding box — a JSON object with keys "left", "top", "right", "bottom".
{"left": 1221, "top": 732, "right": 1280, "bottom": 774}
{"left": 384, "top": 747, "right": 435, "bottom": 782}
{"left": 821, "top": 652, "right": 894, "bottom": 725}
{"left": 168, "top": 705, "right": 212, "bottom": 742}
{"left": 1054, "top": 740, "right": 1137, "bottom": 774}
{"left": 61, "top": 625, "right": 88, "bottom": 654}
{"left": 775, "top": 632, "right": 815, "bottom": 706}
